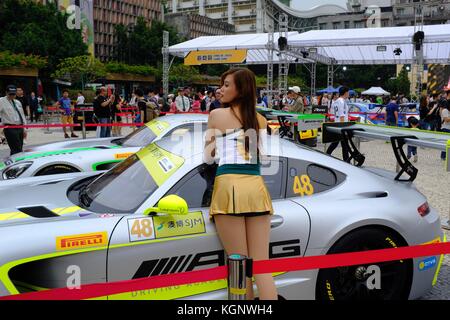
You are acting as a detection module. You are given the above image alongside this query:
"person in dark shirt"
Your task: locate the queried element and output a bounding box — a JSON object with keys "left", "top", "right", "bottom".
{"left": 385, "top": 97, "right": 399, "bottom": 126}
{"left": 419, "top": 94, "right": 431, "bottom": 130}
{"left": 16, "top": 87, "right": 29, "bottom": 119}
{"left": 209, "top": 89, "right": 222, "bottom": 112}
{"left": 93, "top": 87, "right": 114, "bottom": 137}
{"left": 29, "top": 91, "right": 39, "bottom": 123}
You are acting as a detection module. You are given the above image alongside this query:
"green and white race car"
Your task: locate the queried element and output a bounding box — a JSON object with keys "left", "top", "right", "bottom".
{"left": 0, "top": 114, "right": 207, "bottom": 179}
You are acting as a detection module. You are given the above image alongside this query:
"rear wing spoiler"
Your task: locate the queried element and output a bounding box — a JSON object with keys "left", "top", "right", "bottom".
{"left": 323, "top": 122, "right": 450, "bottom": 181}
{"left": 257, "top": 107, "right": 325, "bottom": 139}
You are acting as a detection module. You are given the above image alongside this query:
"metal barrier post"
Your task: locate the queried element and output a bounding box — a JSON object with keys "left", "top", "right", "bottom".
{"left": 227, "top": 254, "right": 247, "bottom": 300}
{"left": 44, "top": 106, "right": 51, "bottom": 134}
{"left": 81, "top": 109, "right": 86, "bottom": 139}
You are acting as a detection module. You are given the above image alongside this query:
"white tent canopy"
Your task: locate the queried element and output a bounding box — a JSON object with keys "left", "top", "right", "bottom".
{"left": 168, "top": 24, "right": 450, "bottom": 65}
{"left": 168, "top": 32, "right": 302, "bottom": 64}
{"left": 361, "top": 87, "right": 391, "bottom": 96}
{"left": 288, "top": 25, "right": 450, "bottom": 65}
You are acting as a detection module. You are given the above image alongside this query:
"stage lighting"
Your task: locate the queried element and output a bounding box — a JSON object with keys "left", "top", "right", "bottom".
{"left": 413, "top": 31, "right": 425, "bottom": 51}
{"left": 278, "top": 36, "right": 288, "bottom": 51}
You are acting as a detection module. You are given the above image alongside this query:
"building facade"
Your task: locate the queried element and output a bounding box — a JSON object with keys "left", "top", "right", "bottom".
{"left": 93, "top": 0, "right": 162, "bottom": 61}
{"left": 317, "top": 0, "right": 450, "bottom": 30}
{"left": 166, "top": 0, "right": 347, "bottom": 34}
{"left": 165, "top": 13, "right": 235, "bottom": 40}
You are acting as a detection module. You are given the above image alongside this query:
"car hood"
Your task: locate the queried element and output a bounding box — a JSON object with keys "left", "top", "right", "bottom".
{"left": 0, "top": 172, "right": 100, "bottom": 226}
{"left": 22, "top": 137, "right": 120, "bottom": 153}
{"left": 2, "top": 144, "right": 123, "bottom": 167}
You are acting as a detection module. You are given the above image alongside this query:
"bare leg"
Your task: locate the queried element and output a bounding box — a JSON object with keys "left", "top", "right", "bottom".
{"left": 246, "top": 215, "right": 278, "bottom": 300}
{"left": 214, "top": 215, "right": 254, "bottom": 300}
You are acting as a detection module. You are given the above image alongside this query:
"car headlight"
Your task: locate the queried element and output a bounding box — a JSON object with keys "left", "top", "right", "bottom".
{"left": 2, "top": 162, "right": 33, "bottom": 179}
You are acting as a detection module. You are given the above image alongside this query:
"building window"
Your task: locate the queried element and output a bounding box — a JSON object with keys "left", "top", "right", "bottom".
{"left": 319, "top": 23, "right": 327, "bottom": 30}
{"left": 332, "top": 22, "right": 340, "bottom": 29}
{"left": 354, "top": 21, "right": 364, "bottom": 28}
{"left": 397, "top": 8, "right": 405, "bottom": 16}
{"left": 344, "top": 21, "right": 350, "bottom": 29}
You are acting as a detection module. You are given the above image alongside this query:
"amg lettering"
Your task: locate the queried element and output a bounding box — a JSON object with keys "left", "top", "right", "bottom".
{"left": 186, "top": 250, "right": 225, "bottom": 272}
{"left": 133, "top": 239, "right": 301, "bottom": 278}
{"left": 269, "top": 239, "right": 301, "bottom": 258}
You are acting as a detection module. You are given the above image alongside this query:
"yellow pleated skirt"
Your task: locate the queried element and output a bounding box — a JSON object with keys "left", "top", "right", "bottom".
{"left": 209, "top": 174, "right": 274, "bottom": 217}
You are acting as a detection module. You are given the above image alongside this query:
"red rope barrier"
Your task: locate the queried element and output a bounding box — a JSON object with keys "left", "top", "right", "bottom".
{"left": 0, "top": 123, "right": 145, "bottom": 129}
{"left": 1, "top": 241, "right": 448, "bottom": 300}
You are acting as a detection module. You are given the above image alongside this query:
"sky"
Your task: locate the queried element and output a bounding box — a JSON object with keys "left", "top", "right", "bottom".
{"left": 291, "top": 0, "right": 348, "bottom": 11}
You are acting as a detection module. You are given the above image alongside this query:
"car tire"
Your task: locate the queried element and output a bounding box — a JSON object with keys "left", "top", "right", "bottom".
{"left": 315, "top": 227, "right": 413, "bottom": 300}
{"left": 35, "top": 164, "right": 80, "bottom": 176}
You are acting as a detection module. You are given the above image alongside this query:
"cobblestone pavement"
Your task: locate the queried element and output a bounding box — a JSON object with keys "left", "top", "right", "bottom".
{"left": 1, "top": 128, "right": 449, "bottom": 300}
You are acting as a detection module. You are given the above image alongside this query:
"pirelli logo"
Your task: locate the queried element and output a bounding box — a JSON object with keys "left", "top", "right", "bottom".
{"left": 115, "top": 152, "right": 134, "bottom": 159}
{"left": 56, "top": 232, "right": 108, "bottom": 251}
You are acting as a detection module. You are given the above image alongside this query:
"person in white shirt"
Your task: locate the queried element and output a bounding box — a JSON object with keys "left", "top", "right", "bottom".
{"left": 327, "top": 86, "right": 350, "bottom": 161}
{"left": 76, "top": 92, "right": 85, "bottom": 106}
{"left": 175, "top": 88, "right": 190, "bottom": 112}
{"left": 334, "top": 88, "right": 350, "bottom": 122}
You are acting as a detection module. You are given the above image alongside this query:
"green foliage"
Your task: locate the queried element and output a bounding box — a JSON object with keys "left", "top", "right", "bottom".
{"left": 254, "top": 74, "right": 306, "bottom": 89}
{"left": 168, "top": 64, "right": 201, "bottom": 87}
{"left": 113, "top": 18, "right": 180, "bottom": 67}
{"left": 105, "top": 61, "right": 158, "bottom": 76}
{"left": 386, "top": 66, "right": 411, "bottom": 97}
{"left": 52, "top": 56, "right": 106, "bottom": 87}
{"left": 0, "top": 51, "right": 47, "bottom": 69}
{"left": 396, "top": 65, "right": 411, "bottom": 96}
{"left": 0, "top": 0, "right": 88, "bottom": 75}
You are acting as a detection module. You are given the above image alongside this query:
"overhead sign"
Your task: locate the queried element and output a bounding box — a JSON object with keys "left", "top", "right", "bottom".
{"left": 184, "top": 50, "right": 247, "bottom": 65}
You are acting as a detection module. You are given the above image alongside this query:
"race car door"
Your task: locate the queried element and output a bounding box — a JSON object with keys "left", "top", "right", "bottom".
{"left": 106, "top": 159, "right": 310, "bottom": 300}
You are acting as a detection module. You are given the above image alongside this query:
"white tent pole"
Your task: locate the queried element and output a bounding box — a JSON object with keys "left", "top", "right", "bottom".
{"left": 267, "top": 26, "right": 274, "bottom": 108}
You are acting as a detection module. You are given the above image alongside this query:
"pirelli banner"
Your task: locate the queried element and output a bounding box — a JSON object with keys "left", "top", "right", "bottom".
{"left": 184, "top": 50, "right": 247, "bottom": 65}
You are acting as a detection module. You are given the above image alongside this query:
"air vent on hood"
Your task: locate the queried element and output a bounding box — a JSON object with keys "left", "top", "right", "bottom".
{"left": 18, "top": 206, "right": 60, "bottom": 218}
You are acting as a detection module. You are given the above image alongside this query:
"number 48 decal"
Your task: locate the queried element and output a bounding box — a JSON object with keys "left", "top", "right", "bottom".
{"left": 293, "top": 174, "right": 314, "bottom": 196}
{"left": 128, "top": 217, "right": 155, "bottom": 242}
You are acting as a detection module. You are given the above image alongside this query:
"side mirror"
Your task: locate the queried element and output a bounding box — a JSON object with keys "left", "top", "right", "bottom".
{"left": 144, "top": 195, "right": 188, "bottom": 216}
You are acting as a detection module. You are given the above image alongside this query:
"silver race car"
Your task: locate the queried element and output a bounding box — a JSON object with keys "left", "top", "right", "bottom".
{"left": 0, "top": 114, "right": 207, "bottom": 179}
{"left": 0, "top": 131, "right": 444, "bottom": 300}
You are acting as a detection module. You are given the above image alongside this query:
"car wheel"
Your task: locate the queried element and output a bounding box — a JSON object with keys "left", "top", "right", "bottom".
{"left": 316, "top": 227, "right": 413, "bottom": 300}
{"left": 35, "top": 164, "right": 79, "bottom": 176}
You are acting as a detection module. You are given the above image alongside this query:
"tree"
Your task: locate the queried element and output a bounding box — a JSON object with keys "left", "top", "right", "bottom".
{"left": 396, "top": 65, "right": 411, "bottom": 97}
{"left": 52, "top": 56, "right": 106, "bottom": 89}
{"left": 113, "top": 18, "right": 180, "bottom": 66}
{"left": 385, "top": 66, "right": 411, "bottom": 97}
{"left": 0, "top": 0, "right": 88, "bottom": 76}
{"left": 169, "top": 64, "right": 201, "bottom": 88}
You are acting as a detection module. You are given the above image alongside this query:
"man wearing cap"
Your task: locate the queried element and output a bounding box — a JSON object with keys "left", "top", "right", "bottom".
{"left": 0, "top": 85, "right": 28, "bottom": 155}
{"left": 288, "top": 86, "right": 304, "bottom": 114}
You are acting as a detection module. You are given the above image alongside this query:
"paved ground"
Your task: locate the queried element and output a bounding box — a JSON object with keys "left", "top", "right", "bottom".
{"left": 1, "top": 126, "right": 449, "bottom": 300}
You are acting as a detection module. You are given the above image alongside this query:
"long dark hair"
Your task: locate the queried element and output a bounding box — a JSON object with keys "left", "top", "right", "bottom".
{"left": 220, "top": 68, "right": 260, "bottom": 154}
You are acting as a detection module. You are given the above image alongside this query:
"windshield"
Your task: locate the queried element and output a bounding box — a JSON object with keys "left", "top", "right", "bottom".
{"left": 116, "top": 120, "right": 171, "bottom": 147}
{"left": 81, "top": 143, "right": 184, "bottom": 213}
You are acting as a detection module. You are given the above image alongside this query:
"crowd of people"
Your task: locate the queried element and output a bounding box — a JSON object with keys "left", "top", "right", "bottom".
{"left": 1, "top": 81, "right": 449, "bottom": 162}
